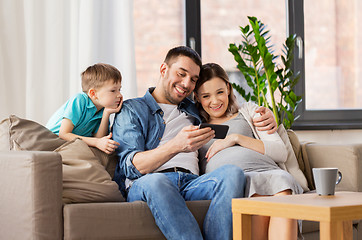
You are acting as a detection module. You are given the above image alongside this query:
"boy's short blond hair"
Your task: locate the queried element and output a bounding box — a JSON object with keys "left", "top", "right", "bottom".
{"left": 81, "top": 63, "right": 122, "bottom": 92}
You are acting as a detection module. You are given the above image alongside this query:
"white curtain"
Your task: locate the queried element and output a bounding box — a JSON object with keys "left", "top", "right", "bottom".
{"left": 0, "top": 0, "right": 137, "bottom": 125}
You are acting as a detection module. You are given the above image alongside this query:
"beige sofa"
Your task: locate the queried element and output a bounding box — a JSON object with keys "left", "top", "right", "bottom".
{"left": 0, "top": 115, "right": 361, "bottom": 240}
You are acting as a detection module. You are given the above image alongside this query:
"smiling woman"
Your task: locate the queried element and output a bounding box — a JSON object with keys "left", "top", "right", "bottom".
{"left": 196, "top": 77, "right": 233, "bottom": 123}
{"left": 194, "top": 62, "right": 302, "bottom": 240}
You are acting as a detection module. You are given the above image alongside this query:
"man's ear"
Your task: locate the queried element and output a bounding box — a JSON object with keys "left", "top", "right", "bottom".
{"left": 160, "top": 63, "right": 167, "bottom": 77}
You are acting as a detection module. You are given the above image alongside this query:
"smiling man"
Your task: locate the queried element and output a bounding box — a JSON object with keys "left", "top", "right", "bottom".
{"left": 111, "top": 46, "right": 274, "bottom": 240}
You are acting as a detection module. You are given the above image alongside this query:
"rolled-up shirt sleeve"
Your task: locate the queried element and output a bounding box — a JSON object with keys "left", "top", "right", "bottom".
{"left": 240, "top": 102, "right": 288, "bottom": 164}
{"left": 258, "top": 131, "right": 288, "bottom": 163}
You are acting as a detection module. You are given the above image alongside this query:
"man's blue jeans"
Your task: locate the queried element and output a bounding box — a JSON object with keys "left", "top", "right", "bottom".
{"left": 127, "top": 164, "right": 245, "bottom": 240}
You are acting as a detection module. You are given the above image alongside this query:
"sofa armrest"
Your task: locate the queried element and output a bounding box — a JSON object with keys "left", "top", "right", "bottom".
{"left": 302, "top": 143, "right": 362, "bottom": 192}
{"left": 0, "top": 151, "right": 63, "bottom": 240}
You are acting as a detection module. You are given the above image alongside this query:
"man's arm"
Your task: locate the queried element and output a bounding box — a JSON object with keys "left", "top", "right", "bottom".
{"left": 132, "top": 125, "right": 214, "bottom": 174}
{"left": 112, "top": 103, "right": 214, "bottom": 179}
{"left": 253, "top": 106, "right": 277, "bottom": 134}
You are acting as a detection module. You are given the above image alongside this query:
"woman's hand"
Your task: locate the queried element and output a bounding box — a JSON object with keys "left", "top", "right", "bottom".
{"left": 205, "top": 134, "right": 238, "bottom": 161}
{"left": 96, "top": 132, "right": 120, "bottom": 154}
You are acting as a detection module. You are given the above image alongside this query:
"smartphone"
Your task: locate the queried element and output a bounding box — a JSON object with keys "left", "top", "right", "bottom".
{"left": 199, "top": 123, "right": 229, "bottom": 139}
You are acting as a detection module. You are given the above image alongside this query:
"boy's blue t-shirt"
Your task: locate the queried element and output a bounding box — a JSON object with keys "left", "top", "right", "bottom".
{"left": 46, "top": 92, "right": 104, "bottom": 137}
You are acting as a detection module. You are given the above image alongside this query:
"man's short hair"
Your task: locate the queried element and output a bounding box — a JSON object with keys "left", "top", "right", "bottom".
{"left": 164, "top": 46, "right": 202, "bottom": 69}
{"left": 81, "top": 63, "right": 122, "bottom": 92}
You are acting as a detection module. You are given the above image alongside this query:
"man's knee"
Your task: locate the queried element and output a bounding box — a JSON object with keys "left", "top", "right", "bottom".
{"left": 215, "top": 165, "right": 245, "bottom": 196}
{"left": 128, "top": 173, "right": 173, "bottom": 200}
{"left": 216, "top": 164, "right": 245, "bottom": 182}
{"left": 135, "top": 173, "right": 171, "bottom": 190}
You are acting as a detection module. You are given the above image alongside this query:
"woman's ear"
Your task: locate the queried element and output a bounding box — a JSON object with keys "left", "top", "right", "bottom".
{"left": 227, "top": 83, "right": 231, "bottom": 95}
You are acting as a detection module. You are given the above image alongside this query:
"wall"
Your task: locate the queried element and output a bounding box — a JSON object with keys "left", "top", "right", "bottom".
{"left": 295, "top": 129, "right": 362, "bottom": 144}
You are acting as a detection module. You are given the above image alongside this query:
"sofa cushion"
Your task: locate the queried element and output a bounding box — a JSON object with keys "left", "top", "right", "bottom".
{"left": 55, "top": 139, "right": 124, "bottom": 203}
{"left": 0, "top": 115, "right": 66, "bottom": 151}
{"left": 63, "top": 200, "right": 211, "bottom": 240}
{"left": 90, "top": 147, "right": 118, "bottom": 178}
{"left": 277, "top": 125, "right": 309, "bottom": 192}
{"left": 0, "top": 115, "right": 117, "bottom": 173}
{"left": 300, "top": 143, "right": 315, "bottom": 190}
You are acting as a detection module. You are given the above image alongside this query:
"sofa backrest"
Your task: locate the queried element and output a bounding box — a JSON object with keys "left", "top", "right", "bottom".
{"left": 287, "top": 130, "right": 315, "bottom": 190}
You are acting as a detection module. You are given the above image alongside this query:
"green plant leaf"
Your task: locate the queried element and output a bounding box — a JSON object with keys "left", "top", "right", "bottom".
{"left": 230, "top": 16, "right": 302, "bottom": 129}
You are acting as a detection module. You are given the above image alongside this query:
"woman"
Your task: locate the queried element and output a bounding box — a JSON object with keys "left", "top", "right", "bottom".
{"left": 194, "top": 63, "right": 303, "bottom": 240}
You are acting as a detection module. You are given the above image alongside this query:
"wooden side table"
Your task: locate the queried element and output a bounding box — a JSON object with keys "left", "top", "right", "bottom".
{"left": 232, "top": 191, "right": 362, "bottom": 240}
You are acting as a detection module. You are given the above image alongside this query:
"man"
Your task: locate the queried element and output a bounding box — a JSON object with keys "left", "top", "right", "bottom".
{"left": 112, "top": 46, "right": 276, "bottom": 240}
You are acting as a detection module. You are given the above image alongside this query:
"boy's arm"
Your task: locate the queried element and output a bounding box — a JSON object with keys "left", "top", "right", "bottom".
{"left": 93, "top": 111, "right": 112, "bottom": 138}
{"left": 94, "top": 99, "right": 123, "bottom": 138}
{"left": 59, "top": 118, "right": 119, "bottom": 154}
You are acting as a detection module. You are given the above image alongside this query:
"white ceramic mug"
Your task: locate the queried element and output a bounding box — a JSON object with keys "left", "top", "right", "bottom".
{"left": 312, "top": 168, "right": 342, "bottom": 195}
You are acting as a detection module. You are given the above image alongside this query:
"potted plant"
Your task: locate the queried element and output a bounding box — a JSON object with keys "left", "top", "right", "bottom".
{"left": 228, "top": 16, "right": 301, "bottom": 129}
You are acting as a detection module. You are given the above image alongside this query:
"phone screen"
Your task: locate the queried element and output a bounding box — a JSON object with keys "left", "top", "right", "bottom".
{"left": 199, "top": 123, "right": 229, "bottom": 139}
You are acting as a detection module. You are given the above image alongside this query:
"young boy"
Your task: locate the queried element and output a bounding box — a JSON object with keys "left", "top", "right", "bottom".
{"left": 46, "top": 63, "right": 122, "bottom": 154}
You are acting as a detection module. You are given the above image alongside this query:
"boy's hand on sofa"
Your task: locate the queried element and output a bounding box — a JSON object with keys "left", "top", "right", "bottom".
{"left": 96, "top": 133, "right": 120, "bottom": 154}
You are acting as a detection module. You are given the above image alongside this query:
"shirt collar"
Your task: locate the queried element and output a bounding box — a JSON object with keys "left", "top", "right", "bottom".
{"left": 143, "top": 88, "right": 162, "bottom": 115}
{"left": 143, "top": 87, "right": 201, "bottom": 123}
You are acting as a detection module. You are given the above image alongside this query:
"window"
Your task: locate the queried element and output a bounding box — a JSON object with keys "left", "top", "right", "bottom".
{"left": 200, "top": 0, "right": 286, "bottom": 69}
{"left": 133, "top": 0, "right": 185, "bottom": 97}
{"left": 199, "top": 0, "right": 287, "bottom": 105}
{"left": 291, "top": 0, "right": 362, "bottom": 129}
{"left": 188, "top": 0, "right": 362, "bottom": 129}
{"left": 304, "top": 0, "right": 362, "bottom": 110}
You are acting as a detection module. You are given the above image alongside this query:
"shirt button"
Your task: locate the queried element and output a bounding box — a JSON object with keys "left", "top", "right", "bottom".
{"left": 163, "top": 121, "right": 166, "bottom": 124}
{"left": 160, "top": 111, "right": 163, "bottom": 115}
{"left": 158, "top": 137, "right": 162, "bottom": 140}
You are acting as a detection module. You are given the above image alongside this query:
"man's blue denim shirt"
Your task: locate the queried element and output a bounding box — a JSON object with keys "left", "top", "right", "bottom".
{"left": 112, "top": 88, "right": 202, "bottom": 196}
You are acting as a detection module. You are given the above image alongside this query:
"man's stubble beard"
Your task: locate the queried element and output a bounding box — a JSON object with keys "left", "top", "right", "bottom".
{"left": 162, "top": 72, "right": 184, "bottom": 105}
{"left": 163, "top": 87, "right": 182, "bottom": 105}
